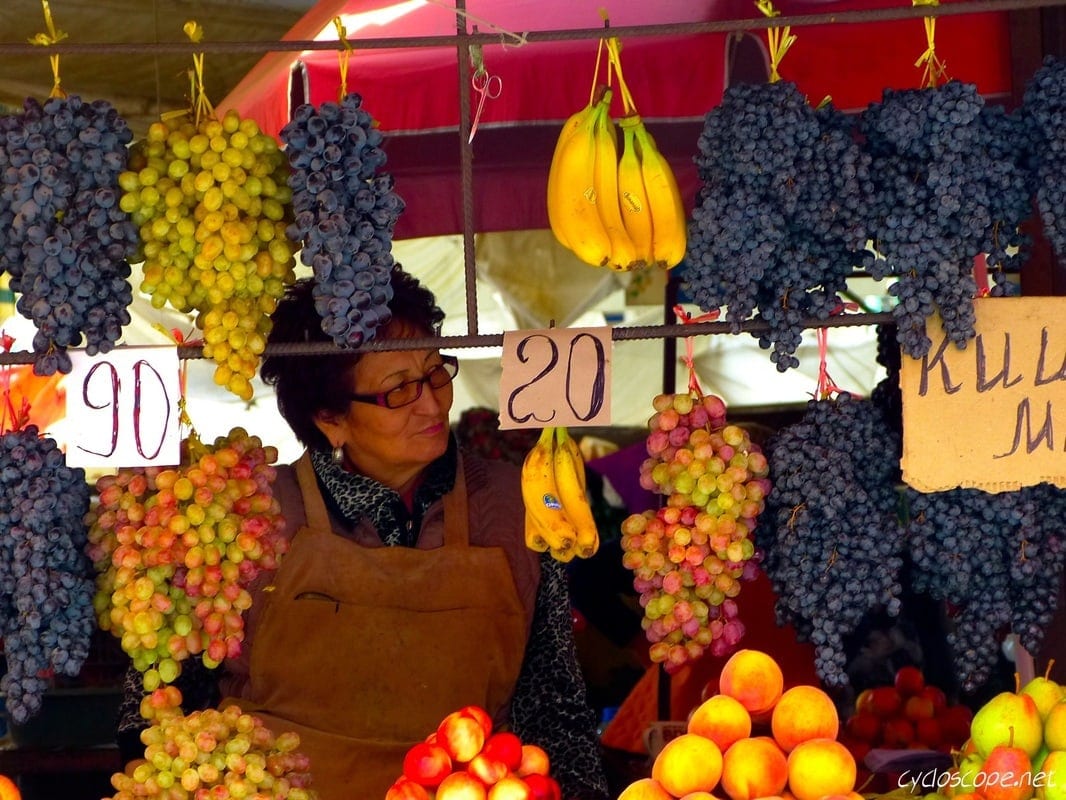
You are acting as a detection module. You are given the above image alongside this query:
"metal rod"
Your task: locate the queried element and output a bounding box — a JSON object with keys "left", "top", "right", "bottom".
{"left": 0, "top": 0, "right": 1061, "bottom": 57}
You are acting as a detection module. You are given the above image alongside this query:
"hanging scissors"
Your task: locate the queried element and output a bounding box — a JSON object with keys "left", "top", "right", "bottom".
{"left": 469, "top": 68, "right": 502, "bottom": 144}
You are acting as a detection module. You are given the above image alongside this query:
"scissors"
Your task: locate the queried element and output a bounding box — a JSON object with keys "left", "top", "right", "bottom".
{"left": 469, "top": 69, "right": 502, "bottom": 144}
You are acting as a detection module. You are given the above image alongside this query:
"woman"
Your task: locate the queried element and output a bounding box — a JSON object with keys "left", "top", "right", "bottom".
{"left": 119, "top": 268, "right": 610, "bottom": 800}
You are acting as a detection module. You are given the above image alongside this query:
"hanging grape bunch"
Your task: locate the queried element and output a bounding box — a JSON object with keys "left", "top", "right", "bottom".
{"left": 905, "top": 483, "right": 1066, "bottom": 693}
{"left": 859, "top": 80, "right": 1032, "bottom": 358}
{"left": 0, "top": 95, "right": 137, "bottom": 375}
{"left": 280, "top": 93, "right": 406, "bottom": 347}
{"left": 118, "top": 108, "right": 298, "bottom": 401}
{"left": 85, "top": 427, "right": 287, "bottom": 690}
{"left": 681, "top": 81, "right": 872, "bottom": 372}
{"left": 0, "top": 424, "right": 96, "bottom": 724}
{"left": 620, "top": 391, "right": 770, "bottom": 672}
{"left": 1021, "top": 55, "right": 1066, "bottom": 276}
{"left": 759, "top": 393, "right": 904, "bottom": 689}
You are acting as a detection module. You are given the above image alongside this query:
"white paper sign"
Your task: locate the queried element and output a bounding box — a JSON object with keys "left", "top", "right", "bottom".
{"left": 498, "top": 327, "right": 612, "bottom": 430}
{"left": 67, "top": 346, "right": 182, "bottom": 468}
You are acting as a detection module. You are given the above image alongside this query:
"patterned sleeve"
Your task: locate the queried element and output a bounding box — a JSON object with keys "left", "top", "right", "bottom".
{"left": 509, "top": 553, "right": 610, "bottom": 800}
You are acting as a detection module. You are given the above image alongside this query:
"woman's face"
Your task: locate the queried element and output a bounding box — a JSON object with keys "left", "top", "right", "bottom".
{"left": 314, "top": 342, "right": 454, "bottom": 493}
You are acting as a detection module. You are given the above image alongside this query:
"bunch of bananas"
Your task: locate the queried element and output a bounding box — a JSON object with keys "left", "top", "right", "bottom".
{"left": 521, "top": 427, "right": 600, "bottom": 562}
{"left": 546, "top": 39, "right": 687, "bottom": 272}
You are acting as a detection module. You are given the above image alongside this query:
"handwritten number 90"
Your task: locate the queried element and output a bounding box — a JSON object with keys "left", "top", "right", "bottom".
{"left": 79, "top": 359, "right": 170, "bottom": 459}
{"left": 508, "top": 333, "right": 606, "bottom": 423}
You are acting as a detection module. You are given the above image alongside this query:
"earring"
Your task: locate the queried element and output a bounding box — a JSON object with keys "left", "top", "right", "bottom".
{"left": 331, "top": 445, "right": 344, "bottom": 465}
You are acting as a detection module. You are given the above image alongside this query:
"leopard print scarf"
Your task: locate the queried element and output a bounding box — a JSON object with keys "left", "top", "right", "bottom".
{"left": 308, "top": 436, "right": 457, "bottom": 547}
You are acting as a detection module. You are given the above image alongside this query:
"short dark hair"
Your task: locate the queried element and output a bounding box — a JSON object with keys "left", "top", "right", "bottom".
{"left": 259, "top": 266, "right": 446, "bottom": 452}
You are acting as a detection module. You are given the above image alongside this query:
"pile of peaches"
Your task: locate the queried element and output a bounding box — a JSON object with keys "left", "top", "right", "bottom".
{"left": 386, "top": 705, "right": 561, "bottom": 800}
{"left": 619, "top": 649, "right": 860, "bottom": 800}
{"left": 840, "top": 665, "right": 974, "bottom": 765}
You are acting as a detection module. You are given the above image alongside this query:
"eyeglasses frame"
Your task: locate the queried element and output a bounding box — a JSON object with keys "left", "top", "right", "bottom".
{"left": 346, "top": 354, "right": 460, "bottom": 409}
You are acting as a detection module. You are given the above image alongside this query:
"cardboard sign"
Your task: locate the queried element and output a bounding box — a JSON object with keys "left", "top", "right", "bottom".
{"left": 67, "top": 346, "right": 182, "bottom": 468}
{"left": 498, "top": 327, "right": 612, "bottom": 430}
{"left": 901, "top": 297, "right": 1066, "bottom": 493}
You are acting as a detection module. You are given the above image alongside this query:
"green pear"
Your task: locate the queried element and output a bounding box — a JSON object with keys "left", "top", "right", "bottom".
{"left": 1041, "top": 750, "right": 1066, "bottom": 800}
{"left": 971, "top": 690, "right": 1044, "bottom": 759}
{"left": 1045, "top": 700, "right": 1066, "bottom": 751}
{"left": 956, "top": 751, "right": 984, "bottom": 795}
{"left": 1021, "top": 663, "right": 1065, "bottom": 720}
{"left": 1033, "top": 742, "right": 1050, "bottom": 772}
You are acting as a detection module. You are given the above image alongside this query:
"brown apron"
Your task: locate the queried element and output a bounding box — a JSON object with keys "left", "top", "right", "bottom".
{"left": 229, "top": 453, "right": 528, "bottom": 799}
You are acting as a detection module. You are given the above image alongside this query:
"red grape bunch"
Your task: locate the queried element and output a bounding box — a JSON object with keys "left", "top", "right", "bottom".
{"left": 85, "top": 427, "right": 287, "bottom": 690}
{"left": 620, "top": 391, "right": 771, "bottom": 672}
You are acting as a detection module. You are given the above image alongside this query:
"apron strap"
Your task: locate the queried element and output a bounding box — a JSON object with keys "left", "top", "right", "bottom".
{"left": 296, "top": 452, "right": 333, "bottom": 532}
{"left": 442, "top": 453, "right": 469, "bottom": 547}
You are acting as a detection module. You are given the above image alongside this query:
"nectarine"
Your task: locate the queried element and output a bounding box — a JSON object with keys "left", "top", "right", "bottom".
{"left": 718, "top": 649, "right": 783, "bottom": 716}
{"left": 786, "top": 738, "right": 857, "bottom": 800}
{"left": 687, "top": 693, "right": 752, "bottom": 752}
{"left": 617, "top": 778, "right": 674, "bottom": 800}
{"left": 720, "top": 736, "right": 788, "bottom": 800}
{"left": 770, "top": 685, "right": 839, "bottom": 753}
{"left": 651, "top": 733, "right": 723, "bottom": 797}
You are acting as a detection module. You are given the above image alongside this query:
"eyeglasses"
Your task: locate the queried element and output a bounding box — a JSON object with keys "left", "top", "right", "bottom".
{"left": 346, "top": 355, "right": 459, "bottom": 409}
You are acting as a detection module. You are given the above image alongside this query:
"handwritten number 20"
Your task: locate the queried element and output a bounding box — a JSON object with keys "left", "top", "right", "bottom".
{"left": 508, "top": 333, "right": 606, "bottom": 423}
{"left": 79, "top": 359, "right": 170, "bottom": 459}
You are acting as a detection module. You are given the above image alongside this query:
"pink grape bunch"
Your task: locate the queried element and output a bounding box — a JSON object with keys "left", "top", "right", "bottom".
{"left": 620, "top": 391, "right": 771, "bottom": 672}
{"left": 107, "top": 701, "right": 317, "bottom": 800}
{"left": 85, "top": 427, "right": 287, "bottom": 690}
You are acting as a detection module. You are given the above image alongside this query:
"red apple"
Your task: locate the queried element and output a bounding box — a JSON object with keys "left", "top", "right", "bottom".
{"left": 940, "top": 704, "right": 974, "bottom": 744}
{"left": 467, "top": 752, "right": 509, "bottom": 786}
{"left": 460, "top": 705, "right": 495, "bottom": 737}
{"left": 918, "top": 684, "right": 948, "bottom": 715}
{"left": 882, "top": 717, "right": 915, "bottom": 748}
{"left": 403, "top": 741, "right": 453, "bottom": 787}
{"left": 868, "top": 686, "right": 903, "bottom": 718}
{"left": 845, "top": 710, "right": 882, "bottom": 743}
{"left": 387, "top": 776, "right": 433, "bottom": 800}
{"left": 854, "top": 688, "right": 874, "bottom": 715}
{"left": 488, "top": 775, "right": 534, "bottom": 800}
{"left": 915, "top": 717, "right": 943, "bottom": 748}
{"left": 903, "top": 695, "right": 935, "bottom": 721}
{"left": 523, "top": 773, "right": 561, "bottom": 800}
{"left": 482, "top": 732, "right": 524, "bottom": 771}
{"left": 438, "top": 710, "right": 489, "bottom": 763}
{"left": 516, "top": 743, "right": 551, "bottom": 777}
{"left": 894, "top": 665, "right": 925, "bottom": 697}
{"left": 436, "top": 771, "right": 489, "bottom": 800}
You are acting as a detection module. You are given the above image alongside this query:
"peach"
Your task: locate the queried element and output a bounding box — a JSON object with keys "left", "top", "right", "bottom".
{"left": 617, "top": 778, "right": 674, "bottom": 800}
{"left": 770, "top": 685, "right": 839, "bottom": 753}
{"left": 402, "top": 740, "right": 453, "bottom": 787}
{"left": 785, "top": 738, "right": 856, "bottom": 800}
{"left": 719, "top": 736, "right": 788, "bottom": 800}
{"left": 387, "top": 777, "right": 433, "bottom": 800}
{"left": 487, "top": 776, "right": 533, "bottom": 800}
{"left": 718, "top": 649, "right": 784, "bottom": 717}
{"left": 679, "top": 794, "right": 721, "bottom": 800}
{"left": 516, "top": 743, "right": 551, "bottom": 777}
{"left": 651, "top": 733, "right": 724, "bottom": 797}
{"left": 436, "top": 771, "right": 488, "bottom": 800}
{"left": 437, "top": 710, "right": 487, "bottom": 763}
{"left": 688, "top": 693, "right": 753, "bottom": 752}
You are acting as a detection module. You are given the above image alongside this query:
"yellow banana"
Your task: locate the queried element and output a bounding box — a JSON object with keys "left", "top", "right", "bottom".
{"left": 520, "top": 427, "right": 578, "bottom": 556}
{"left": 616, "top": 115, "right": 653, "bottom": 269}
{"left": 590, "top": 98, "right": 639, "bottom": 272}
{"left": 546, "top": 92, "right": 612, "bottom": 267}
{"left": 552, "top": 427, "right": 599, "bottom": 558}
{"left": 634, "top": 123, "right": 687, "bottom": 269}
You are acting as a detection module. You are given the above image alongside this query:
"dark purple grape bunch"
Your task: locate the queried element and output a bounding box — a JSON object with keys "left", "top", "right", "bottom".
{"left": 281, "top": 93, "right": 406, "bottom": 348}
{"left": 0, "top": 95, "right": 137, "bottom": 375}
{"left": 0, "top": 425, "right": 95, "bottom": 723}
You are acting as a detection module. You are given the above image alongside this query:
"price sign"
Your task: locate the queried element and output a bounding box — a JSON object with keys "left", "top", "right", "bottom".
{"left": 498, "top": 327, "right": 612, "bottom": 430}
{"left": 67, "top": 346, "right": 182, "bottom": 468}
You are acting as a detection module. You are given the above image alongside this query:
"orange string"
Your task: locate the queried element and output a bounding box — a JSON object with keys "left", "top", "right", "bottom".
{"left": 673, "top": 304, "right": 720, "bottom": 396}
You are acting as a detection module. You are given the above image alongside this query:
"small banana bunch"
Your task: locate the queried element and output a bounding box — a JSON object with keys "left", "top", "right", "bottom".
{"left": 521, "top": 427, "right": 599, "bottom": 562}
{"left": 546, "top": 38, "right": 687, "bottom": 272}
